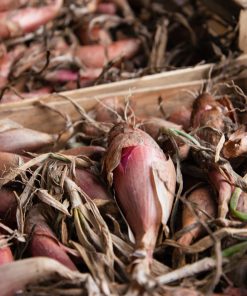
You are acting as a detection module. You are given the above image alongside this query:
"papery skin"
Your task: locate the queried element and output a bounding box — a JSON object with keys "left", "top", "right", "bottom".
{"left": 191, "top": 93, "right": 237, "bottom": 146}
{"left": 191, "top": 93, "right": 225, "bottom": 130}
{"left": 104, "top": 123, "right": 176, "bottom": 257}
{"left": 223, "top": 128, "right": 247, "bottom": 159}
{"left": 191, "top": 94, "right": 237, "bottom": 129}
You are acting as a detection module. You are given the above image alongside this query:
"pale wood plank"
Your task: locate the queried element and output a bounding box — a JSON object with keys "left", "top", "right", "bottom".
{"left": 0, "top": 54, "right": 246, "bottom": 113}
{"left": 239, "top": 10, "right": 247, "bottom": 53}
{"left": 0, "top": 55, "right": 246, "bottom": 134}
{"left": 0, "top": 81, "right": 203, "bottom": 133}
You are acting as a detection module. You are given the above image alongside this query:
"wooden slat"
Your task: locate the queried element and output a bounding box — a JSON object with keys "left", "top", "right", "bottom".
{"left": 0, "top": 55, "right": 246, "bottom": 133}
{"left": 0, "top": 81, "right": 203, "bottom": 133}
{"left": 0, "top": 64, "right": 211, "bottom": 111}
{"left": 239, "top": 10, "right": 247, "bottom": 53}
{"left": 0, "top": 54, "right": 246, "bottom": 113}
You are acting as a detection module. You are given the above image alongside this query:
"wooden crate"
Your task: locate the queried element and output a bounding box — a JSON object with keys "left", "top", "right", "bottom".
{"left": 0, "top": 55, "right": 246, "bottom": 133}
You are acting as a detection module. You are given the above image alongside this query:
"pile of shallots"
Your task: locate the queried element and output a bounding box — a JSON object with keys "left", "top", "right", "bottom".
{"left": 0, "top": 0, "right": 241, "bottom": 103}
{"left": 0, "top": 85, "right": 247, "bottom": 296}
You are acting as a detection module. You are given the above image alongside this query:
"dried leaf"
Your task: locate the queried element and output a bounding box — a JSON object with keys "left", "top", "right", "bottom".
{"left": 74, "top": 208, "right": 96, "bottom": 252}
{"left": 36, "top": 189, "right": 71, "bottom": 216}
{"left": 71, "top": 240, "right": 112, "bottom": 295}
{"left": 215, "top": 133, "right": 225, "bottom": 162}
{"left": 0, "top": 152, "right": 92, "bottom": 188}
{"left": 0, "top": 257, "right": 99, "bottom": 296}
{"left": 179, "top": 227, "right": 247, "bottom": 254}
{"left": 65, "top": 177, "right": 115, "bottom": 277}
{"left": 223, "top": 127, "right": 247, "bottom": 158}
{"left": 16, "top": 166, "right": 43, "bottom": 233}
{"left": 155, "top": 257, "right": 226, "bottom": 286}
{"left": 149, "top": 18, "right": 168, "bottom": 69}
{"left": 151, "top": 157, "right": 176, "bottom": 225}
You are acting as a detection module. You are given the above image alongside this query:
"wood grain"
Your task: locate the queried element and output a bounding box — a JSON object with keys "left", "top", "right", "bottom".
{"left": 0, "top": 55, "right": 246, "bottom": 133}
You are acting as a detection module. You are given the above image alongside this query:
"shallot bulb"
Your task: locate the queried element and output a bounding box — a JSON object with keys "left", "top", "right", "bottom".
{"left": 191, "top": 93, "right": 237, "bottom": 218}
{"left": 104, "top": 123, "right": 176, "bottom": 265}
